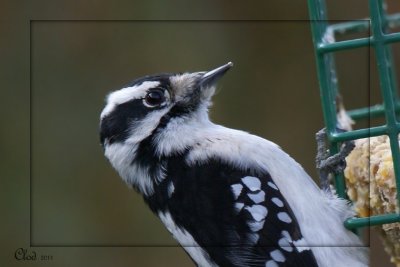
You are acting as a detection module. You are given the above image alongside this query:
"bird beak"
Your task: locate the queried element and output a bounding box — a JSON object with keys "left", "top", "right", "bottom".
{"left": 198, "top": 62, "right": 233, "bottom": 88}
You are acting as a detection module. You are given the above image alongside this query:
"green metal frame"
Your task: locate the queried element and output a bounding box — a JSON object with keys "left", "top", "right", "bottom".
{"left": 308, "top": 0, "right": 400, "bottom": 229}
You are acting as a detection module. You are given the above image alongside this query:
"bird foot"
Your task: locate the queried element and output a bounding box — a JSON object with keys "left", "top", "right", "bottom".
{"left": 315, "top": 128, "right": 355, "bottom": 191}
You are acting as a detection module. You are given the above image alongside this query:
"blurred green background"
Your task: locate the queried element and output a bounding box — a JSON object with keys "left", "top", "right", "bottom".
{"left": 1, "top": 0, "right": 399, "bottom": 266}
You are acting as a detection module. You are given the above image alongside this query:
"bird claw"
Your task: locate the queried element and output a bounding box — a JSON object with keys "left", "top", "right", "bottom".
{"left": 315, "top": 128, "right": 355, "bottom": 191}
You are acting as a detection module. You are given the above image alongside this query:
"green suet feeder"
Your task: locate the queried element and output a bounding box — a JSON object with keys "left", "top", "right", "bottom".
{"left": 307, "top": 0, "right": 400, "bottom": 229}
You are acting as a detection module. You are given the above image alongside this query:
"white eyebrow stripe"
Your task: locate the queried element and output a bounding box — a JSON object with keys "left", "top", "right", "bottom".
{"left": 101, "top": 81, "right": 160, "bottom": 119}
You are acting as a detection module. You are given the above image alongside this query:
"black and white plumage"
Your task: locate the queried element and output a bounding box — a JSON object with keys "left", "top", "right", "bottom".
{"left": 100, "top": 63, "right": 368, "bottom": 267}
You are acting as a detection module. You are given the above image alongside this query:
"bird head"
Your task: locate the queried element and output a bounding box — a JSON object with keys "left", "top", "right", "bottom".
{"left": 99, "top": 62, "right": 233, "bottom": 148}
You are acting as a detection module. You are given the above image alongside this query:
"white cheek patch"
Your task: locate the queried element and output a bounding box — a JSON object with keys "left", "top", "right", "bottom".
{"left": 154, "top": 108, "right": 213, "bottom": 157}
{"left": 101, "top": 81, "right": 160, "bottom": 119}
{"left": 125, "top": 108, "right": 171, "bottom": 144}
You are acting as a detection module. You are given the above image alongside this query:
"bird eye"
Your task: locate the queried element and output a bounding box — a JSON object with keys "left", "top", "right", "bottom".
{"left": 144, "top": 89, "right": 166, "bottom": 107}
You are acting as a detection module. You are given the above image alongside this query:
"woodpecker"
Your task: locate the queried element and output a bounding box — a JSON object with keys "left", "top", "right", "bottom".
{"left": 100, "top": 63, "right": 368, "bottom": 267}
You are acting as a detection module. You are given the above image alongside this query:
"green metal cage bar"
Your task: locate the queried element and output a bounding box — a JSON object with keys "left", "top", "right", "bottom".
{"left": 308, "top": 0, "right": 400, "bottom": 229}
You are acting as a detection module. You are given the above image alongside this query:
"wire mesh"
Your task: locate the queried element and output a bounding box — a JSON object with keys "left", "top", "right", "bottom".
{"left": 307, "top": 0, "right": 400, "bottom": 229}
